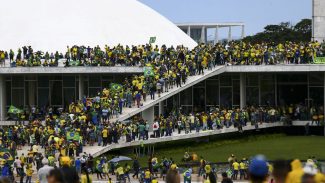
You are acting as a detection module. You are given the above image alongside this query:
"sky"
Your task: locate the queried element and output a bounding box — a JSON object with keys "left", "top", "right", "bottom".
{"left": 140, "top": 0, "right": 312, "bottom": 39}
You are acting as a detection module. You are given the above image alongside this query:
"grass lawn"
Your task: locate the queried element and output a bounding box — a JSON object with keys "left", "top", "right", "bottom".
{"left": 129, "top": 134, "right": 325, "bottom": 166}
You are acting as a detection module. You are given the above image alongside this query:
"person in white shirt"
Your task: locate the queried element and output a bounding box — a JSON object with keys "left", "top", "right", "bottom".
{"left": 38, "top": 159, "right": 54, "bottom": 183}
{"left": 152, "top": 121, "right": 160, "bottom": 138}
{"left": 13, "top": 157, "right": 22, "bottom": 176}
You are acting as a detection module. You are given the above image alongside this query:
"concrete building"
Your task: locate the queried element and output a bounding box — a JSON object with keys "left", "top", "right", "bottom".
{"left": 313, "top": 0, "right": 325, "bottom": 42}
{"left": 1, "top": 65, "right": 325, "bottom": 123}
{"left": 177, "top": 23, "right": 245, "bottom": 44}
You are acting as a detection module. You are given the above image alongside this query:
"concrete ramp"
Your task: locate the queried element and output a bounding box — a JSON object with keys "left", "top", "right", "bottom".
{"left": 111, "top": 65, "right": 227, "bottom": 122}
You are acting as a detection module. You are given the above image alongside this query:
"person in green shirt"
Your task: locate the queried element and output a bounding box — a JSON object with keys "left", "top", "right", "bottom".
{"left": 138, "top": 123, "right": 145, "bottom": 140}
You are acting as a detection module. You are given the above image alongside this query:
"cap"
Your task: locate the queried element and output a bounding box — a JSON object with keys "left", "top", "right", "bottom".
{"left": 249, "top": 155, "right": 268, "bottom": 177}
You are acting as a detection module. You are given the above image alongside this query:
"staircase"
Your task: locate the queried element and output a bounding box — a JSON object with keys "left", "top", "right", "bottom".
{"left": 110, "top": 65, "right": 227, "bottom": 122}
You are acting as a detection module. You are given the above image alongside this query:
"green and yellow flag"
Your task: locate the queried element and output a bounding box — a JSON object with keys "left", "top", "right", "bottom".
{"left": 8, "top": 105, "right": 23, "bottom": 114}
{"left": 0, "top": 148, "right": 14, "bottom": 163}
{"left": 144, "top": 67, "right": 154, "bottom": 77}
{"left": 110, "top": 83, "right": 123, "bottom": 92}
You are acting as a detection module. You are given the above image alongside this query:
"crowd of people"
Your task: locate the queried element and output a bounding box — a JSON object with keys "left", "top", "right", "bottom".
{"left": 0, "top": 152, "right": 324, "bottom": 183}
{"left": 0, "top": 42, "right": 325, "bottom": 182}
{"left": 0, "top": 41, "right": 324, "bottom": 67}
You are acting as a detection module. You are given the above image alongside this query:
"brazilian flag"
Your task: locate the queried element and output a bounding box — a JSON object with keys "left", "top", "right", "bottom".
{"left": 0, "top": 148, "right": 14, "bottom": 163}
{"left": 144, "top": 67, "right": 154, "bottom": 77}
{"left": 8, "top": 105, "right": 23, "bottom": 114}
{"left": 110, "top": 83, "right": 123, "bottom": 92}
{"left": 66, "top": 131, "right": 76, "bottom": 140}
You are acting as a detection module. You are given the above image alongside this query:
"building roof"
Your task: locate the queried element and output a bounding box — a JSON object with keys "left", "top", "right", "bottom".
{"left": 176, "top": 22, "right": 245, "bottom": 29}
{"left": 0, "top": 0, "right": 197, "bottom": 52}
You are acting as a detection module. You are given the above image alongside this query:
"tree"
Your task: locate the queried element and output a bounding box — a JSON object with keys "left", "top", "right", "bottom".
{"left": 294, "top": 19, "right": 312, "bottom": 34}
{"left": 243, "top": 19, "right": 312, "bottom": 43}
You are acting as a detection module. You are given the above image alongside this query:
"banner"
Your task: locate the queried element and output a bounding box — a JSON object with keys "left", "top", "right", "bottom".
{"left": 144, "top": 67, "right": 154, "bottom": 77}
{"left": 314, "top": 57, "right": 325, "bottom": 64}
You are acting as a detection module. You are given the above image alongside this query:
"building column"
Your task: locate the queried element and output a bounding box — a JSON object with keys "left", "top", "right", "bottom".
{"left": 240, "top": 73, "right": 246, "bottom": 109}
{"left": 142, "top": 106, "right": 154, "bottom": 131}
{"left": 78, "top": 75, "right": 84, "bottom": 100}
{"left": 200, "top": 26, "right": 206, "bottom": 43}
{"left": 241, "top": 25, "right": 245, "bottom": 39}
{"left": 187, "top": 26, "right": 191, "bottom": 36}
{"left": 159, "top": 101, "right": 164, "bottom": 116}
{"left": 228, "top": 26, "right": 232, "bottom": 42}
{"left": 0, "top": 75, "right": 6, "bottom": 121}
{"left": 214, "top": 26, "right": 219, "bottom": 45}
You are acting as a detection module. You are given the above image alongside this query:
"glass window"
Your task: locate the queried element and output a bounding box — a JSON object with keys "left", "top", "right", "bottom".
{"left": 277, "top": 84, "right": 307, "bottom": 106}
{"left": 194, "top": 81, "right": 205, "bottom": 88}
{"left": 50, "top": 75, "right": 62, "bottom": 80}
{"left": 12, "top": 89, "right": 24, "bottom": 108}
{"left": 309, "top": 87, "right": 324, "bottom": 106}
{"left": 101, "top": 81, "right": 111, "bottom": 90}
{"left": 89, "top": 76, "right": 101, "bottom": 87}
{"left": 193, "top": 88, "right": 205, "bottom": 111}
{"left": 12, "top": 76, "right": 24, "bottom": 88}
{"left": 246, "top": 74, "right": 259, "bottom": 86}
{"left": 220, "top": 75, "right": 232, "bottom": 86}
{"left": 220, "top": 87, "right": 232, "bottom": 108}
{"left": 246, "top": 87, "right": 259, "bottom": 106}
{"left": 5, "top": 81, "right": 11, "bottom": 106}
{"left": 309, "top": 73, "right": 323, "bottom": 86}
{"left": 25, "top": 81, "right": 37, "bottom": 106}
{"left": 260, "top": 82, "right": 275, "bottom": 106}
{"left": 83, "top": 81, "right": 88, "bottom": 97}
{"left": 206, "top": 80, "right": 219, "bottom": 106}
{"left": 38, "top": 76, "right": 49, "bottom": 87}
{"left": 25, "top": 75, "right": 37, "bottom": 81}
{"left": 63, "top": 88, "right": 76, "bottom": 107}
{"left": 50, "top": 81, "right": 62, "bottom": 106}
{"left": 233, "top": 80, "right": 240, "bottom": 106}
{"left": 76, "top": 81, "right": 79, "bottom": 100}
{"left": 89, "top": 88, "right": 101, "bottom": 97}
{"left": 38, "top": 88, "right": 49, "bottom": 107}
{"left": 181, "top": 106, "right": 193, "bottom": 114}
{"left": 180, "top": 87, "right": 192, "bottom": 105}
{"left": 277, "top": 73, "right": 307, "bottom": 83}
{"left": 260, "top": 74, "right": 274, "bottom": 81}
{"left": 63, "top": 76, "right": 75, "bottom": 87}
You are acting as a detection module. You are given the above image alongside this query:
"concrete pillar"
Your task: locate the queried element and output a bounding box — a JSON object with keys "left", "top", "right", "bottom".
{"left": 214, "top": 26, "right": 219, "bottom": 45}
{"left": 240, "top": 73, "right": 246, "bottom": 109}
{"left": 142, "top": 106, "right": 154, "bottom": 131}
{"left": 200, "top": 26, "right": 206, "bottom": 43}
{"left": 187, "top": 26, "right": 191, "bottom": 36}
{"left": 228, "top": 26, "right": 232, "bottom": 42}
{"left": 78, "top": 75, "right": 84, "bottom": 100}
{"left": 158, "top": 101, "right": 164, "bottom": 116}
{"left": 0, "top": 75, "right": 6, "bottom": 121}
{"left": 241, "top": 25, "right": 245, "bottom": 39}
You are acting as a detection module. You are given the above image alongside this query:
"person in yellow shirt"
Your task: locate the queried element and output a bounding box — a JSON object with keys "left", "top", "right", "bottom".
{"left": 239, "top": 160, "right": 247, "bottom": 180}
{"left": 144, "top": 169, "right": 152, "bottom": 183}
{"left": 26, "top": 164, "right": 34, "bottom": 183}
{"left": 81, "top": 168, "right": 92, "bottom": 183}
{"left": 232, "top": 160, "right": 240, "bottom": 180}
{"left": 102, "top": 128, "right": 108, "bottom": 146}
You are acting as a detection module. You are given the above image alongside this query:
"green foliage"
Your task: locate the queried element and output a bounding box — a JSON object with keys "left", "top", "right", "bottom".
{"left": 243, "top": 19, "right": 312, "bottom": 44}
